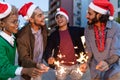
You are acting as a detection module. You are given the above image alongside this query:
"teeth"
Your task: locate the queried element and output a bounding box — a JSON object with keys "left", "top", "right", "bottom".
{"left": 16, "top": 28, "right": 18, "bottom": 30}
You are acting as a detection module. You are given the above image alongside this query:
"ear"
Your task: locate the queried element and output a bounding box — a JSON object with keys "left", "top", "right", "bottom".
{"left": 29, "top": 17, "right": 34, "bottom": 23}
{"left": 0, "top": 20, "right": 5, "bottom": 27}
{"left": 97, "top": 13, "right": 102, "bottom": 19}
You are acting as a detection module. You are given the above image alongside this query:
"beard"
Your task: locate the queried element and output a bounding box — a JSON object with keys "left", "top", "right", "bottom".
{"left": 34, "top": 21, "right": 45, "bottom": 28}
{"left": 87, "top": 16, "right": 99, "bottom": 25}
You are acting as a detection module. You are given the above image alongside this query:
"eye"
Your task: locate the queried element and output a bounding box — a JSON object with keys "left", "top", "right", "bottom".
{"left": 11, "top": 20, "right": 20, "bottom": 24}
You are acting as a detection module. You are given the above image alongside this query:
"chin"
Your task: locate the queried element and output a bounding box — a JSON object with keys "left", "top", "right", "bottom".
{"left": 40, "top": 23, "right": 45, "bottom": 26}
{"left": 87, "top": 21, "right": 94, "bottom": 25}
{"left": 13, "top": 30, "right": 18, "bottom": 34}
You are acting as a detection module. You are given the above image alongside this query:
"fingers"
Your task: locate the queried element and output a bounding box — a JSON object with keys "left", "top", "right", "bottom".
{"left": 79, "top": 63, "right": 88, "bottom": 73}
{"left": 40, "top": 64, "right": 50, "bottom": 71}
{"left": 48, "top": 57, "right": 55, "bottom": 64}
{"left": 96, "top": 61, "right": 109, "bottom": 71}
{"left": 37, "top": 63, "right": 50, "bottom": 71}
{"left": 28, "top": 68, "right": 45, "bottom": 78}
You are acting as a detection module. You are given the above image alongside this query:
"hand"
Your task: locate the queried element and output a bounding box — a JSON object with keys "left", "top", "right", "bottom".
{"left": 37, "top": 63, "right": 49, "bottom": 72}
{"left": 96, "top": 61, "right": 109, "bottom": 72}
{"left": 22, "top": 68, "right": 45, "bottom": 78}
{"left": 79, "top": 63, "right": 88, "bottom": 73}
{"left": 48, "top": 57, "right": 55, "bottom": 65}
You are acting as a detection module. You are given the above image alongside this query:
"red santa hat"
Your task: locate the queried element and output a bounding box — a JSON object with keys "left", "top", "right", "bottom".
{"left": 89, "top": 0, "right": 114, "bottom": 20}
{"left": 0, "top": 1, "right": 12, "bottom": 19}
{"left": 18, "top": 2, "right": 37, "bottom": 20}
{"left": 55, "top": 7, "right": 69, "bottom": 22}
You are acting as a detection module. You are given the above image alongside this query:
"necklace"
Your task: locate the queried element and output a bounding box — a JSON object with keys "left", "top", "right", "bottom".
{"left": 94, "top": 24, "right": 106, "bottom": 52}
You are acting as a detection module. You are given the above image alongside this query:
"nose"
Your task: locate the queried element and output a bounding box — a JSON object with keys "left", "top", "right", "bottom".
{"left": 42, "top": 14, "right": 45, "bottom": 19}
{"left": 86, "top": 13, "right": 89, "bottom": 19}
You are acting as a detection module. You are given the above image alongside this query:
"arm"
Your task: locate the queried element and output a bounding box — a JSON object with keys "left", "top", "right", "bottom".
{"left": 17, "top": 37, "right": 37, "bottom": 68}
{"left": 84, "top": 27, "right": 93, "bottom": 64}
{"left": 96, "top": 23, "right": 120, "bottom": 71}
{"left": 43, "top": 33, "right": 56, "bottom": 63}
{"left": 0, "top": 45, "right": 18, "bottom": 78}
{"left": 103, "top": 25, "right": 120, "bottom": 67}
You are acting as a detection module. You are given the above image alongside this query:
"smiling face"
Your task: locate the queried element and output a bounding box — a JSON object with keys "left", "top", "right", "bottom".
{"left": 0, "top": 5, "right": 18, "bottom": 36}
{"left": 55, "top": 14, "right": 68, "bottom": 29}
{"left": 86, "top": 8, "right": 101, "bottom": 25}
{"left": 30, "top": 7, "right": 45, "bottom": 27}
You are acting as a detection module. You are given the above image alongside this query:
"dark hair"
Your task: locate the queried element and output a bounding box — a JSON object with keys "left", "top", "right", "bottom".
{"left": 31, "top": 7, "right": 39, "bottom": 18}
{"left": 94, "top": 11, "right": 110, "bottom": 23}
{"left": 99, "top": 13, "right": 109, "bottom": 23}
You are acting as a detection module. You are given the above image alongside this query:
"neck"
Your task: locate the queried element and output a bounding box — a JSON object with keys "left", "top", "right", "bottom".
{"left": 31, "top": 24, "right": 40, "bottom": 32}
{"left": 59, "top": 25, "right": 68, "bottom": 31}
{"left": 94, "top": 22, "right": 103, "bottom": 31}
{"left": 4, "top": 30, "right": 12, "bottom": 36}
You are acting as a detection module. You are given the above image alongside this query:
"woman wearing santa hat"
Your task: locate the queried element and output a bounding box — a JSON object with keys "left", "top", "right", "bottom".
{"left": 84, "top": 0, "right": 120, "bottom": 80}
{"left": 0, "top": 1, "right": 46, "bottom": 80}
{"left": 43, "top": 7, "right": 88, "bottom": 80}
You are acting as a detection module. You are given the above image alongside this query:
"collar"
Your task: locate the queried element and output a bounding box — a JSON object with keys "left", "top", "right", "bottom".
{"left": 31, "top": 28, "right": 41, "bottom": 34}
{"left": 0, "top": 31, "right": 15, "bottom": 46}
{"left": 106, "top": 21, "right": 113, "bottom": 29}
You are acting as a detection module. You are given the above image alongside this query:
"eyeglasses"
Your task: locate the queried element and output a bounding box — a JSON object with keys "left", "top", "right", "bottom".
{"left": 6, "top": 20, "right": 20, "bottom": 25}
{"left": 10, "top": 20, "right": 20, "bottom": 25}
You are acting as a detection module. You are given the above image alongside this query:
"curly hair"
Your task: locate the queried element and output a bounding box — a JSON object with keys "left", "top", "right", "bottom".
{"left": 0, "top": 5, "right": 18, "bottom": 30}
{"left": 99, "top": 13, "right": 110, "bottom": 23}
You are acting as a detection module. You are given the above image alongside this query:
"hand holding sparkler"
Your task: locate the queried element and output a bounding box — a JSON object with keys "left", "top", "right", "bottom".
{"left": 36, "top": 63, "right": 50, "bottom": 72}
{"left": 76, "top": 52, "right": 89, "bottom": 73}
{"left": 48, "top": 57, "right": 55, "bottom": 65}
{"left": 79, "top": 63, "right": 88, "bottom": 73}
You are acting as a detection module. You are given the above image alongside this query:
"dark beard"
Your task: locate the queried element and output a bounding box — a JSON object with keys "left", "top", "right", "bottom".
{"left": 34, "top": 21, "right": 44, "bottom": 28}
{"left": 87, "top": 15, "right": 99, "bottom": 25}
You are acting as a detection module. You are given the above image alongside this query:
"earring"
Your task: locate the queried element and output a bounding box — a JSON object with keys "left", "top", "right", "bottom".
{"left": 3, "top": 27, "right": 5, "bottom": 31}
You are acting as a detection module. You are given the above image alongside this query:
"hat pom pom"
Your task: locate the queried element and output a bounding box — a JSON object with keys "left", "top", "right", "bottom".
{"left": 109, "top": 16, "right": 114, "bottom": 20}
{"left": 57, "top": 8, "right": 60, "bottom": 11}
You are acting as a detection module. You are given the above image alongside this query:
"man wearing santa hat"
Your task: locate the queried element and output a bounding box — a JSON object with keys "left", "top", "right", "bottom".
{"left": 84, "top": 0, "right": 120, "bottom": 80}
{"left": 43, "top": 7, "right": 88, "bottom": 80}
{"left": 17, "top": 2, "right": 49, "bottom": 80}
{"left": 0, "top": 1, "right": 47, "bottom": 80}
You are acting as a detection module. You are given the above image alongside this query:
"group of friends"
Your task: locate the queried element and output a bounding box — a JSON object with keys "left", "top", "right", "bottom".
{"left": 0, "top": 0, "right": 120, "bottom": 80}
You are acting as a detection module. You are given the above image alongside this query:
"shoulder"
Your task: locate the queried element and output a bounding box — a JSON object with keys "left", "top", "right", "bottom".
{"left": 0, "top": 36, "right": 8, "bottom": 47}
{"left": 69, "top": 26, "right": 84, "bottom": 35}
{"left": 49, "top": 27, "right": 59, "bottom": 36}
{"left": 112, "top": 21, "right": 120, "bottom": 28}
{"left": 107, "top": 21, "right": 120, "bottom": 32}
{"left": 69, "top": 26, "right": 84, "bottom": 31}
{"left": 16, "top": 24, "right": 31, "bottom": 38}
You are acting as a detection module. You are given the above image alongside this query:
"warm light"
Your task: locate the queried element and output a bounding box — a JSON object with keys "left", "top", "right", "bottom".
{"left": 58, "top": 66, "right": 66, "bottom": 74}
{"left": 57, "top": 54, "right": 65, "bottom": 58}
{"left": 76, "top": 67, "right": 83, "bottom": 76}
{"left": 76, "top": 52, "right": 88, "bottom": 64}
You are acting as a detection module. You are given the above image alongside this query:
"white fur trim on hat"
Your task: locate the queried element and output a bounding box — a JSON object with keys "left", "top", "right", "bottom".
{"left": 89, "top": 2, "right": 107, "bottom": 14}
{"left": 109, "top": 16, "right": 114, "bottom": 20}
{"left": 0, "top": 2, "right": 11, "bottom": 19}
{"left": 55, "top": 11, "right": 69, "bottom": 22}
{"left": 23, "top": 4, "right": 37, "bottom": 20}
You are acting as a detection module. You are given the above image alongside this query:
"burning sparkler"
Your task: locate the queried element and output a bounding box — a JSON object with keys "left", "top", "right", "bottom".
{"left": 76, "top": 52, "right": 88, "bottom": 64}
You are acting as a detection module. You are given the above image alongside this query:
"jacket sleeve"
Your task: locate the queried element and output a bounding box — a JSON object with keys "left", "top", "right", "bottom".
{"left": 17, "top": 36, "right": 36, "bottom": 68}
{"left": 0, "top": 45, "right": 18, "bottom": 79}
{"left": 43, "top": 34, "right": 54, "bottom": 63}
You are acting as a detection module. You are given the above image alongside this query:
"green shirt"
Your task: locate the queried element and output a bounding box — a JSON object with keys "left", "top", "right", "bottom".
{"left": 0, "top": 36, "right": 18, "bottom": 80}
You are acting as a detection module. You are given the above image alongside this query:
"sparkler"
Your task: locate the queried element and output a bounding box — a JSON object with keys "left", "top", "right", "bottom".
{"left": 54, "top": 60, "right": 66, "bottom": 75}
{"left": 52, "top": 35, "right": 88, "bottom": 77}
{"left": 76, "top": 52, "right": 88, "bottom": 64}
